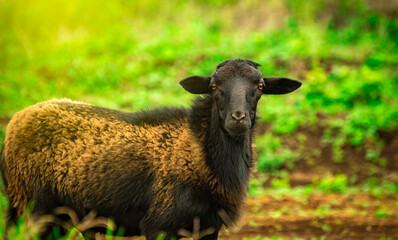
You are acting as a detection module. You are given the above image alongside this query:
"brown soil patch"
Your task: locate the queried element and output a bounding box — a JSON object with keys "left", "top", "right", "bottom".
{"left": 221, "top": 194, "right": 398, "bottom": 239}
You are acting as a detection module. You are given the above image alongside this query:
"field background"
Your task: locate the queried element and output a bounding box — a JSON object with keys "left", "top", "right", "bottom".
{"left": 0, "top": 0, "right": 398, "bottom": 239}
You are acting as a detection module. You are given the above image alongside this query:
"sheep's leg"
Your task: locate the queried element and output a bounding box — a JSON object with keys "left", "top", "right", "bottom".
{"left": 31, "top": 189, "right": 59, "bottom": 240}
{"left": 31, "top": 189, "right": 58, "bottom": 216}
{"left": 145, "top": 231, "right": 176, "bottom": 240}
{"left": 141, "top": 216, "right": 176, "bottom": 240}
{"left": 199, "top": 231, "right": 219, "bottom": 240}
{"left": 141, "top": 211, "right": 177, "bottom": 240}
{"left": 112, "top": 210, "right": 145, "bottom": 236}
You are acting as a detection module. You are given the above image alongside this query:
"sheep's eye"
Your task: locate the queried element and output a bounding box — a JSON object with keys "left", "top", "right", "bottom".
{"left": 258, "top": 83, "right": 264, "bottom": 90}
{"left": 211, "top": 84, "right": 217, "bottom": 91}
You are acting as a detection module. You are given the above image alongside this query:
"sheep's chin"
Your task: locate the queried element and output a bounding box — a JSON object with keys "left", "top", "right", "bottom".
{"left": 224, "top": 125, "right": 250, "bottom": 138}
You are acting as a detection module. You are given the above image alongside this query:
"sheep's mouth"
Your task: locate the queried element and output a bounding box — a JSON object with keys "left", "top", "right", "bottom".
{"left": 224, "top": 122, "right": 250, "bottom": 138}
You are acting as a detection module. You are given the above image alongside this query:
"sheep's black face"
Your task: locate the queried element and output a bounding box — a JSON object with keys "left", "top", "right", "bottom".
{"left": 209, "top": 60, "right": 264, "bottom": 137}
{"left": 180, "top": 59, "right": 302, "bottom": 138}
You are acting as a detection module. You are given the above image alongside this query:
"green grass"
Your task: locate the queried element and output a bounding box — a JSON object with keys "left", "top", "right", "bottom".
{"left": 248, "top": 171, "right": 398, "bottom": 198}
{"left": 0, "top": 0, "right": 398, "bottom": 238}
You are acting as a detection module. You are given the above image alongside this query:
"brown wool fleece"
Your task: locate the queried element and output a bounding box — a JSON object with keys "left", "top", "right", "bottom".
{"left": 2, "top": 99, "right": 218, "bottom": 216}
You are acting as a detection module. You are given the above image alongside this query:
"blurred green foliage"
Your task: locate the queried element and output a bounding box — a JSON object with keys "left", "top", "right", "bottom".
{"left": 256, "top": 133, "right": 296, "bottom": 171}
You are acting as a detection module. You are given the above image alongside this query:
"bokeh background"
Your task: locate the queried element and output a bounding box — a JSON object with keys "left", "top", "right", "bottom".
{"left": 0, "top": 0, "right": 398, "bottom": 239}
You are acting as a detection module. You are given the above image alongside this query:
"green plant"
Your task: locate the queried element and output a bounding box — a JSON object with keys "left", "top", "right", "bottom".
{"left": 315, "top": 174, "right": 348, "bottom": 193}
{"left": 256, "top": 133, "right": 296, "bottom": 172}
{"left": 374, "top": 209, "right": 392, "bottom": 218}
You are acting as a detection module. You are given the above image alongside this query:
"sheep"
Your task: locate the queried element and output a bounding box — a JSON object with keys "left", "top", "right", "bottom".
{"left": 0, "top": 59, "right": 301, "bottom": 240}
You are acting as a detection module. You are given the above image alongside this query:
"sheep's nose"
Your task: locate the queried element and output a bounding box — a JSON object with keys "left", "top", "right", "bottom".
{"left": 231, "top": 111, "right": 246, "bottom": 122}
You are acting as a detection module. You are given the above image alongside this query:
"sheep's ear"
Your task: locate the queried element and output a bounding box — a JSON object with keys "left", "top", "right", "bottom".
{"left": 262, "top": 77, "right": 302, "bottom": 95}
{"left": 180, "top": 76, "right": 211, "bottom": 94}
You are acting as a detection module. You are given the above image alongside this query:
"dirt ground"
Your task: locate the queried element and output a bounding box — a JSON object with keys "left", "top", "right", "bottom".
{"left": 219, "top": 194, "right": 398, "bottom": 240}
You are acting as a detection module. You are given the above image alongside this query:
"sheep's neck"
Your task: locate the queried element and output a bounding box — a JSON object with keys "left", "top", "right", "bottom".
{"left": 189, "top": 96, "right": 253, "bottom": 194}
{"left": 208, "top": 110, "right": 251, "bottom": 192}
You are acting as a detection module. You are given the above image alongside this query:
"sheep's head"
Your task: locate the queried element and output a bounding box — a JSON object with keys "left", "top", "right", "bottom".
{"left": 180, "top": 59, "right": 301, "bottom": 138}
